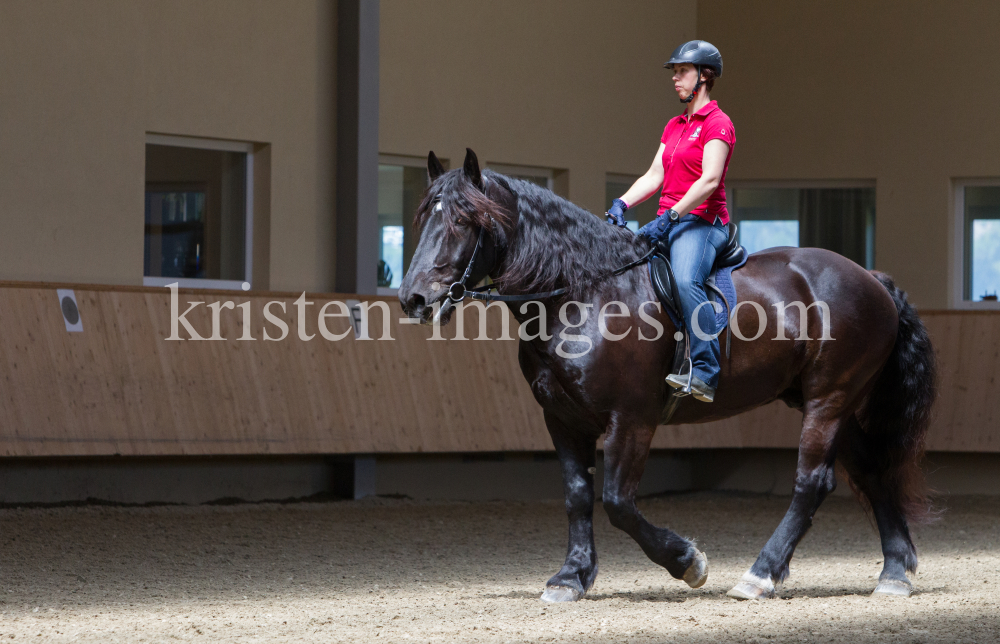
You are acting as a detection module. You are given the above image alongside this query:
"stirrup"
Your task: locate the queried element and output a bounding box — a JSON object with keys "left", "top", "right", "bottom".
{"left": 669, "top": 330, "right": 695, "bottom": 398}
{"left": 667, "top": 358, "right": 695, "bottom": 398}
{"left": 666, "top": 373, "right": 715, "bottom": 403}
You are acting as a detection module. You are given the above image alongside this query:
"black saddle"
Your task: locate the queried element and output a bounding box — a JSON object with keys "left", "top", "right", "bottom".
{"left": 650, "top": 222, "right": 747, "bottom": 320}
{"left": 649, "top": 222, "right": 748, "bottom": 421}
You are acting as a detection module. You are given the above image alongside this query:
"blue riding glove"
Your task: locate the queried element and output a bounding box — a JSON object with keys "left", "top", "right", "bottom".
{"left": 637, "top": 213, "right": 676, "bottom": 245}
{"left": 605, "top": 198, "right": 628, "bottom": 227}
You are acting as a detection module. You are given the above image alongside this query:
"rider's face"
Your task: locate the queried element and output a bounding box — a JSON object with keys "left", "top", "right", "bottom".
{"left": 671, "top": 63, "right": 701, "bottom": 100}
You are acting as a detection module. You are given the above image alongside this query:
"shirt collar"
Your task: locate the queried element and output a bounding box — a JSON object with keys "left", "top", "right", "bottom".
{"left": 682, "top": 100, "right": 719, "bottom": 120}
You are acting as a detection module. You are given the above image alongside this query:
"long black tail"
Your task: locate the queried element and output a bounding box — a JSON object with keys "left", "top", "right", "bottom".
{"left": 852, "top": 271, "right": 938, "bottom": 525}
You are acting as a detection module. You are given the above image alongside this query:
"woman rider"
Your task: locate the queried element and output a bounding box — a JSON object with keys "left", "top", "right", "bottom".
{"left": 605, "top": 40, "right": 734, "bottom": 403}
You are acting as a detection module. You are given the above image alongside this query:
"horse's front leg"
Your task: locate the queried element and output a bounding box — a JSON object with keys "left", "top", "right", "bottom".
{"left": 602, "top": 415, "right": 708, "bottom": 587}
{"left": 541, "top": 411, "right": 599, "bottom": 602}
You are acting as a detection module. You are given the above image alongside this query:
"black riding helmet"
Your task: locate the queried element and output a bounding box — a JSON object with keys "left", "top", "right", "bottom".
{"left": 664, "top": 40, "right": 723, "bottom": 103}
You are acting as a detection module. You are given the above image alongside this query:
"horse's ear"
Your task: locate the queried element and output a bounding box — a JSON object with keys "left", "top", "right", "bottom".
{"left": 463, "top": 148, "right": 482, "bottom": 188}
{"left": 427, "top": 151, "right": 446, "bottom": 181}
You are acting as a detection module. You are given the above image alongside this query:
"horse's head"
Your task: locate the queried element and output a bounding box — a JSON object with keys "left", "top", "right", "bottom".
{"left": 399, "top": 148, "right": 517, "bottom": 324}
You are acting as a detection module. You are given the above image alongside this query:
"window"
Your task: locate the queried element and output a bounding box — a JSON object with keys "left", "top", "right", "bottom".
{"left": 144, "top": 135, "right": 254, "bottom": 290}
{"left": 377, "top": 155, "right": 434, "bottom": 295}
{"left": 731, "top": 188, "right": 800, "bottom": 255}
{"left": 730, "top": 184, "right": 876, "bottom": 269}
{"left": 955, "top": 182, "right": 1000, "bottom": 305}
{"left": 606, "top": 173, "right": 660, "bottom": 232}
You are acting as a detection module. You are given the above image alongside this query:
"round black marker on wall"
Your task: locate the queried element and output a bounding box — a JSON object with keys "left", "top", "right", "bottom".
{"left": 56, "top": 289, "right": 83, "bottom": 332}
{"left": 61, "top": 296, "right": 80, "bottom": 326}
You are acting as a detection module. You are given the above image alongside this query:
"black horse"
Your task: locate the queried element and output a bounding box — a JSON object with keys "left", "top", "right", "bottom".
{"left": 399, "top": 149, "right": 936, "bottom": 602}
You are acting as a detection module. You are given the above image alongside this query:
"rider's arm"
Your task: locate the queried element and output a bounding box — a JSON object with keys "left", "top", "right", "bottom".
{"left": 670, "top": 139, "right": 730, "bottom": 217}
{"left": 618, "top": 143, "right": 667, "bottom": 207}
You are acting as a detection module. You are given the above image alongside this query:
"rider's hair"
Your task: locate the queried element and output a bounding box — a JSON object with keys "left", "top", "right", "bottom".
{"left": 700, "top": 66, "right": 716, "bottom": 92}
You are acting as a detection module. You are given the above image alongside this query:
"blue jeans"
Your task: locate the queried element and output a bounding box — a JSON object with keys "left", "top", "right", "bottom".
{"left": 661, "top": 215, "right": 729, "bottom": 388}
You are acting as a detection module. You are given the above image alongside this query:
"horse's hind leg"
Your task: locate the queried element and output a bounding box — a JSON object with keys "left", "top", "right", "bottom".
{"left": 728, "top": 407, "right": 841, "bottom": 600}
{"left": 602, "top": 416, "right": 708, "bottom": 587}
{"left": 541, "top": 412, "right": 599, "bottom": 602}
{"left": 837, "top": 414, "right": 919, "bottom": 597}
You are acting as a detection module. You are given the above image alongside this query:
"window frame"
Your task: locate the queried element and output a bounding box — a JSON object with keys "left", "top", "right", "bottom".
{"left": 951, "top": 178, "right": 1000, "bottom": 310}
{"left": 376, "top": 154, "right": 435, "bottom": 296}
{"left": 143, "top": 134, "right": 255, "bottom": 291}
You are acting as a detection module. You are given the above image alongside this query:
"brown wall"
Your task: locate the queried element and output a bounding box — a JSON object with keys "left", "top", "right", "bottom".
{"left": 7, "top": 1, "right": 988, "bottom": 304}
{"left": 698, "top": 0, "right": 1000, "bottom": 309}
{"left": 0, "top": 0, "right": 337, "bottom": 292}
{"left": 379, "top": 0, "right": 698, "bottom": 216}
{"left": 4, "top": 2, "right": 998, "bottom": 302}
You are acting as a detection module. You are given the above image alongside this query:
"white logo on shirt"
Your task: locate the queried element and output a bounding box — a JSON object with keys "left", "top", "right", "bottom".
{"left": 688, "top": 126, "right": 702, "bottom": 141}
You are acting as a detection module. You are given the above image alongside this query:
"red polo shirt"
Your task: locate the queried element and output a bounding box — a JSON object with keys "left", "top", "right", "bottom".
{"left": 657, "top": 100, "right": 735, "bottom": 224}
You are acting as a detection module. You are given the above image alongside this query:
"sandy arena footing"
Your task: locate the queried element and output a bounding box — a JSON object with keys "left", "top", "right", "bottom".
{"left": 0, "top": 493, "right": 997, "bottom": 643}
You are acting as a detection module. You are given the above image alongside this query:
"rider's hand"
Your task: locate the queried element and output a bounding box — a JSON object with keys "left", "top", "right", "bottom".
{"left": 637, "top": 214, "right": 673, "bottom": 244}
{"left": 605, "top": 198, "right": 628, "bottom": 227}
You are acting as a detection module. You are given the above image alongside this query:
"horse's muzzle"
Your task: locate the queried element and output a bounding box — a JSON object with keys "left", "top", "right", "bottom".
{"left": 400, "top": 292, "right": 452, "bottom": 326}
{"left": 400, "top": 292, "right": 427, "bottom": 321}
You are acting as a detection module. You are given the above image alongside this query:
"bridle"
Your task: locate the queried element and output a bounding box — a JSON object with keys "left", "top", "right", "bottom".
{"left": 433, "top": 179, "right": 656, "bottom": 320}
{"left": 441, "top": 224, "right": 575, "bottom": 306}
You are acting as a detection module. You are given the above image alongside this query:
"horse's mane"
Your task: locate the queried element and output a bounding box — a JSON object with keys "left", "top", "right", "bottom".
{"left": 414, "top": 169, "right": 651, "bottom": 300}
{"left": 498, "top": 174, "right": 651, "bottom": 298}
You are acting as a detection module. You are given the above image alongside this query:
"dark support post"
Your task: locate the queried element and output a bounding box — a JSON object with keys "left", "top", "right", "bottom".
{"left": 336, "top": 0, "right": 380, "bottom": 295}
{"left": 330, "top": 455, "right": 377, "bottom": 500}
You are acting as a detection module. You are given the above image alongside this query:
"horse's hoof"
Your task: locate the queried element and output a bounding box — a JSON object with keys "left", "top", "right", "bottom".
{"left": 540, "top": 585, "right": 582, "bottom": 602}
{"left": 683, "top": 549, "right": 709, "bottom": 588}
{"left": 727, "top": 573, "right": 776, "bottom": 600}
{"left": 872, "top": 579, "right": 913, "bottom": 597}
